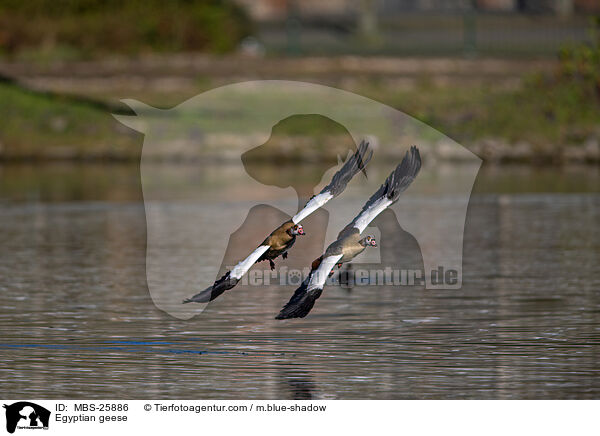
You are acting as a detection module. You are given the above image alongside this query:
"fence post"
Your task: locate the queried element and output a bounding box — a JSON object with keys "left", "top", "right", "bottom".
{"left": 286, "top": 0, "right": 301, "bottom": 56}
{"left": 463, "top": 0, "right": 477, "bottom": 56}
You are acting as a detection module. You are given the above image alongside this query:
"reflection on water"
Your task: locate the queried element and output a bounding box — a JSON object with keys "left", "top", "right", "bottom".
{"left": 0, "top": 163, "right": 598, "bottom": 399}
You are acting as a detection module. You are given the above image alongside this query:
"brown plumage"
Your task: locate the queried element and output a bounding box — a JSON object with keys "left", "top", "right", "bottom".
{"left": 311, "top": 256, "right": 323, "bottom": 271}
{"left": 257, "top": 220, "right": 303, "bottom": 269}
{"left": 324, "top": 229, "right": 367, "bottom": 264}
{"left": 308, "top": 229, "right": 371, "bottom": 275}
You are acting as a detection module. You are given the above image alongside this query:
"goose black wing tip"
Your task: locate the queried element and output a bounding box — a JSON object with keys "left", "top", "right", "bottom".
{"left": 323, "top": 139, "right": 373, "bottom": 197}
{"left": 409, "top": 145, "right": 421, "bottom": 170}
{"left": 357, "top": 140, "right": 374, "bottom": 179}
{"left": 182, "top": 287, "right": 212, "bottom": 304}
{"left": 276, "top": 287, "right": 323, "bottom": 320}
{"left": 183, "top": 272, "right": 239, "bottom": 304}
{"left": 387, "top": 144, "right": 421, "bottom": 199}
{"left": 182, "top": 297, "right": 202, "bottom": 304}
{"left": 410, "top": 146, "right": 422, "bottom": 177}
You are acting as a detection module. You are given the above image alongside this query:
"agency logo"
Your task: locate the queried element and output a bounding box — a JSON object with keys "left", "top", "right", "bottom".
{"left": 3, "top": 402, "right": 50, "bottom": 434}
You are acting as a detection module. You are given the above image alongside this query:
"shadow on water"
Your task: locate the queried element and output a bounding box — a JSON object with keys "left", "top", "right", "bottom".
{"left": 278, "top": 369, "right": 317, "bottom": 400}
{"left": 0, "top": 162, "right": 599, "bottom": 399}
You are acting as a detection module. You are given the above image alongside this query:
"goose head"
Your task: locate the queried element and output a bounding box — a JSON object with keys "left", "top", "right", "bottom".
{"left": 361, "top": 235, "right": 377, "bottom": 247}
{"left": 288, "top": 224, "right": 305, "bottom": 236}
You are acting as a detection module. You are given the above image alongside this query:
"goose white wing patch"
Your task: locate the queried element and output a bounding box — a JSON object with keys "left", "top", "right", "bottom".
{"left": 307, "top": 254, "right": 343, "bottom": 291}
{"left": 352, "top": 197, "right": 393, "bottom": 234}
{"left": 292, "top": 192, "right": 334, "bottom": 224}
{"left": 230, "top": 245, "right": 270, "bottom": 279}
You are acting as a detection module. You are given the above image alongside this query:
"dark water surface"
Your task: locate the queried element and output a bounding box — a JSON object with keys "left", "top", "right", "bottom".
{"left": 0, "top": 163, "right": 598, "bottom": 399}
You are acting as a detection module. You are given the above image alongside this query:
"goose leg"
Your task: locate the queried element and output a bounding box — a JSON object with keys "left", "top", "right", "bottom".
{"left": 282, "top": 252, "right": 288, "bottom": 260}
{"left": 269, "top": 259, "right": 275, "bottom": 270}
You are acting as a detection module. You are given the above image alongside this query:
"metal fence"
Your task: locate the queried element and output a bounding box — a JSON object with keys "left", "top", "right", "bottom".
{"left": 243, "top": 0, "right": 598, "bottom": 56}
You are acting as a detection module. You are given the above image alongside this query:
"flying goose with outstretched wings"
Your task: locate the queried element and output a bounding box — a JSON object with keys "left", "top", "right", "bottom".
{"left": 275, "top": 146, "right": 421, "bottom": 319}
{"left": 183, "top": 140, "right": 373, "bottom": 304}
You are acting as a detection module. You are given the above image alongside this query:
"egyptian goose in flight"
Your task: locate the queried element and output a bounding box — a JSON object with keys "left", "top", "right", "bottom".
{"left": 183, "top": 141, "right": 373, "bottom": 304}
{"left": 275, "top": 146, "right": 421, "bottom": 319}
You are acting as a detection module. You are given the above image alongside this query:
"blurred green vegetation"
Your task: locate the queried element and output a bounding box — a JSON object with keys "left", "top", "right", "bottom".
{"left": 0, "top": 77, "right": 139, "bottom": 159}
{"left": 0, "top": 18, "right": 599, "bottom": 162}
{"left": 0, "top": 0, "right": 251, "bottom": 59}
{"left": 558, "top": 17, "right": 600, "bottom": 102}
{"left": 365, "top": 20, "right": 600, "bottom": 150}
{"left": 371, "top": 73, "right": 600, "bottom": 149}
{"left": 1, "top": 64, "right": 599, "bottom": 161}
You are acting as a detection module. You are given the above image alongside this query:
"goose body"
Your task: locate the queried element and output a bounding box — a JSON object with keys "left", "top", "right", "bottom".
{"left": 257, "top": 220, "right": 302, "bottom": 269}
{"left": 325, "top": 229, "right": 368, "bottom": 263}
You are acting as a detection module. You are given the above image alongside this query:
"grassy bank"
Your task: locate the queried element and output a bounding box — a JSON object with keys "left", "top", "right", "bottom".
{"left": 0, "top": 53, "right": 599, "bottom": 163}
{"left": 0, "top": 76, "right": 140, "bottom": 160}
{"left": 359, "top": 76, "right": 600, "bottom": 162}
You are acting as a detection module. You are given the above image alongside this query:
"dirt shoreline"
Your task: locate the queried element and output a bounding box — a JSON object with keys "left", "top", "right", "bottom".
{"left": 1, "top": 136, "right": 597, "bottom": 164}
{"left": 0, "top": 54, "right": 555, "bottom": 99}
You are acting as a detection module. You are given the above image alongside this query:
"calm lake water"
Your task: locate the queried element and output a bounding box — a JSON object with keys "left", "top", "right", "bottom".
{"left": 0, "top": 163, "right": 598, "bottom": 399}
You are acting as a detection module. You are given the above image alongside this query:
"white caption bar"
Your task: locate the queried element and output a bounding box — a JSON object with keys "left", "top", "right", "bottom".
{"left": 0, "top": 400, "right": 596, "bottom": 436}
